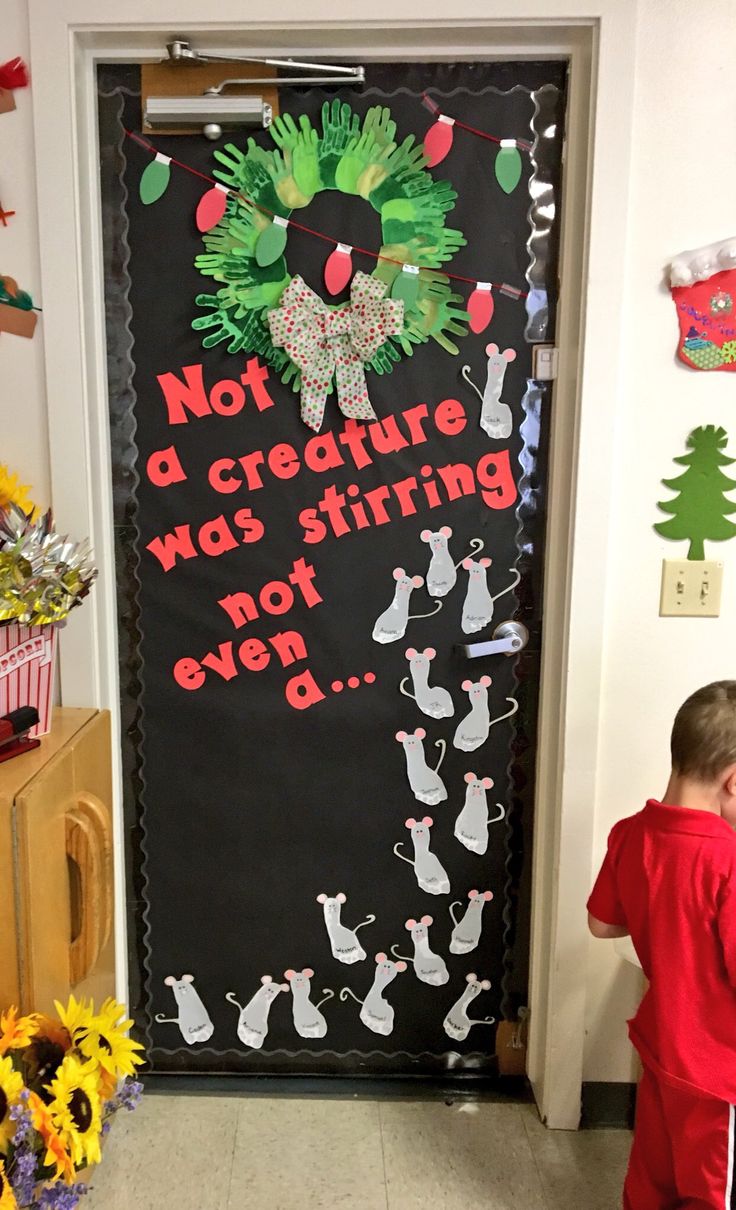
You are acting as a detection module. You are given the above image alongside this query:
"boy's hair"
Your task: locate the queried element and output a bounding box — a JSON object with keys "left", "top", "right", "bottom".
{"left": 671, "top": 680, "right": 736, "bottom": 782}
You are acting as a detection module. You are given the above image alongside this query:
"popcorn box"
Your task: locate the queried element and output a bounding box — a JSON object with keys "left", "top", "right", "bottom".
{"left": 0, "top": 623, "right": 57, "bottom": 737}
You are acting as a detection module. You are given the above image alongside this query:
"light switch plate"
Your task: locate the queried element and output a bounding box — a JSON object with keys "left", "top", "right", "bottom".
{"left": 659, "top": 559, "right": 724, "bottom": 617}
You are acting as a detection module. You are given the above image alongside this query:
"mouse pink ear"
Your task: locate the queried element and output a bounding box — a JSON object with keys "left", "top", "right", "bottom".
{"left": 440, "top": 525, "right": 452, "bottom": 538}
{"left": 393, "top": 567, "right": 405, "bottom": 580}
{"left": 482, "top": 777, "right": 494, "bottom": 789}
{"left": 279, "top": 984, "right": 289, "bottom": 993}
{"left": 420, "top": 915, "right": 433, "bottom": 926}
{"left": 480, "top": 557, "right": 491, "bottom": 568}
{"left": 462, "top": 557, "right": 473, "bottom": 570}
{"left": 405, "top": 918, "right": 417, "bottom": 930}
{"left": 464, "top": 772, "right": 476, "bottom": 784}
{"left": 395, "top": 961, "right": 408, "bottom": 973}
{"left": 420, "top": 529, "right": 431, "bottom": 542}
{"left": 164, "top": 975, "right": 176, "bottom": 986}
{"left": 405, "top": 818, "right": 417, "bottom": 829}
{"left": 485, "top": 342, "right": 499, "bottom": 356}
{"left": 396, "top": 730, "right": 407, "bottom": 742}
{"left": 461, "top": 679, "right": 472, "bottom": 691}
{"left": 181, "top": 974, "right": 194, "bottom": 983}
{"left": 414, "top": 727, "right": 426, "bottom": 739}
{"left": 411, "top": 575, "right": 424, "bottom": 588}
{"left": 302, "top": 968, "right": 314, "bottom": 979}
{"left": 483, "top": 891, "right": 494, "bottom": 901}
{"left": 405, "top": 648, "right": 417, "bottom": 659}
{"left": 466, "top": 972, "right": 478, "bottom": 984}
{"left": 261, "top": 975, "right": 273, "bottom": 985}
{"left": 503, "top": 348, "right": 517, "bottom": 363}
{"left": 468, "top": 890, "right": 479, "bottom": 899}
{"left": 336, "top": 892, "right": 347, "bottom": 903}
{"left": 480, "top": 675, "right": 492, "bottom": 688}
{"left": 422, "top": 816, "right": 433, "bottom": 827}
{"left": 317, "top": 893, "right": 327, "bottom": 904}
{"left": 423, "top": 647, "right": 436, "bottom": 659}
{"left": 480, "top": 979, "right": 492, "bottom": 990}
{"left": 375, "top": 952, "right": 387, "bottom": 963}
{"left": 284, "top": 969, "right": 296, "bottom": 981}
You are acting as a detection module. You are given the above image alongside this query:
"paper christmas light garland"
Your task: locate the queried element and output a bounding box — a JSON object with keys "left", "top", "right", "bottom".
{"left": 421, "top": 95, "right": 531, "bottom": 194}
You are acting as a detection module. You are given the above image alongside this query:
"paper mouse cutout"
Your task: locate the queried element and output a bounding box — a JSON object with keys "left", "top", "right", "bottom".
{"left": 449, "top": 890, "right": 494, "bottom": 954}
{"left": 390, "top": 915, "right": 449, "bottom": 986}
{"left": 394, "top": 817, "right": 451, "bottom": 895}
{"left": 155, "top": 974, "right": 214, "bottom": 1045}
{"left": 443, "top": 973, "right": 496, "bottom": 1042}
{"left": 419, "top": 529, "right": 485, "bottom": 598}
{"left": 453, "top": 678, "right": 519, "bottom": 753}
{"left": 400, "top": 648, "right": 455, "bottom": 720}
{"left": 284, "top": 968, "right": 335, "bottom": 1039}
{"left": 396, "top": 728, "right": 448, "bottom": 805}
{"left": 339, "top": 952, "right": 407, "bottom": 1036}
{"left": 454, "top": 773, "right": 506, "bottom": 855}
{"left": 372, "top": 568, "right": 442, "bottom": 644}
{"left": 461, "top": 558, "right": 521, "bottom": 634}
{"left": 226, "top": 976, "right": 288, "bottom": 1049}
{"left": 317, "top": 892, "right": 376, "bottom": 964}
{"left": 461, "top": 344, "right": 517, "bottom": 439}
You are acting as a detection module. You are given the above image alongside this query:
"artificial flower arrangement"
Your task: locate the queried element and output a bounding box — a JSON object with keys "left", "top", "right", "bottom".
{"left": 0, "top": 467, "right": 97, "bottom": 627}
{"left": 0, "top": 997, "right": 143, "bottom": 1208}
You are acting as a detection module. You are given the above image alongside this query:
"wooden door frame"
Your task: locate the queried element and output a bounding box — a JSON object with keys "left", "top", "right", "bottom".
{"left": 28, "top": 0, "right": 637, "bottom": 1129}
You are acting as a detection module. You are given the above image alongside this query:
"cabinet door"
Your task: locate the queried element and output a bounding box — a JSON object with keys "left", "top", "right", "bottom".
{"left": 14, "top": 712, "right": 114, "bottom": 1013}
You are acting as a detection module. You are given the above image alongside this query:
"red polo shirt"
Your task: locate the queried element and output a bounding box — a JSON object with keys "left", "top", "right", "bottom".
{"left": 588, "top": 799, "right": 736, "bottom": 1102}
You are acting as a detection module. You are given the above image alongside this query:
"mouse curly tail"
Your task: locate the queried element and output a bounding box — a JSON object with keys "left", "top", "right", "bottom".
{"left": 399, "top": 677, "right": 415, "bottom": 701}
{"left": 461, "top": 364, "right": 483, "bottom": 403}
{"left": 455, "top": 536, "right": 484, "bottom": 570}
{"left": 390, "top": 945, "right": 414, "bottom": 964}
{"left": 315, "top": 989, "right": 335, "bottom": 1011}
{"left": 154, "top": 1014, "right": 178, "bottom": 1025}
{"left": 353, "top": 913, "right": 376, "bottom": 934}
{"left": 408, "top": 600, "right": 443, "bottom": 621}
{"left": 339, "top": 988, "right": 364, "bottom": 1006}
{"left": 225, "top": 991, "right": 245, "bottom": 1013}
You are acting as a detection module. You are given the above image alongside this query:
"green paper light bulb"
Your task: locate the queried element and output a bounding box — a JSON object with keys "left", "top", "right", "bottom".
{"left": 391, "top": 266, "right": 420, "bottom": 308}
{"left": 256, "top": 218, "right": 289, "bottom": 268}
{"left": 495, "top": 141, "right": 523, "bottom": 195}
{"left": 139, "top": 153, "right": 172, "bottom": 205}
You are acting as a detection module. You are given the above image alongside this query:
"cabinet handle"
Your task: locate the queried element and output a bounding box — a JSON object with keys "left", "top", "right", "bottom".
{"left": 65, "top": 793, "right": 113, "bottom": 987}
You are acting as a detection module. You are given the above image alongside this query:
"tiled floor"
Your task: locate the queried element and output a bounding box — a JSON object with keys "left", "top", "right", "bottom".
{"left": 84, "top": 1094, "right": 631, "bottom": 1209}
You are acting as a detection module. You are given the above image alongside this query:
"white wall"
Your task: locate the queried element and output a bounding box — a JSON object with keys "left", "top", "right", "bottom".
{"left": 585, "top": 0, "right": 736, "bottom": 1082}
{"left": 0, "top": 1, "right": 48, "bottom": 509}
{"left": 6, "top": 0, "right": 735, "bottom": 1086}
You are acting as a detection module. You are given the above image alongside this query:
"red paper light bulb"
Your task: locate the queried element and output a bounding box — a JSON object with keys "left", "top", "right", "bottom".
{"left": 423, "top": 115, "right": 455, "bottom": 168}
{"left": 196, "top": 183, "right": 229, "bottom": 233}
{"left": 467, "top": 282, "right": 495, "bottom": 334}
{"left": 324, "top": 243, "right": 354, "bottom": 295}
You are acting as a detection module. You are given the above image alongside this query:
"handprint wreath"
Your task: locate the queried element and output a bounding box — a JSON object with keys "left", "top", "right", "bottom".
{"left": 194, "top": 101, "right": 469, "bottom": 429}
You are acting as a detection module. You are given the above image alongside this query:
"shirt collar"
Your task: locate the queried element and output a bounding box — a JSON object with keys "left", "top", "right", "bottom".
{"left": 644, "top": 798, "right": 736, "bottom": 839}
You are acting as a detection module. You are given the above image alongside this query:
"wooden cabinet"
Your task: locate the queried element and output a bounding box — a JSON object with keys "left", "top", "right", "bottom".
{"left": 0, "top": 708, "right": 115, "bottom": 1014}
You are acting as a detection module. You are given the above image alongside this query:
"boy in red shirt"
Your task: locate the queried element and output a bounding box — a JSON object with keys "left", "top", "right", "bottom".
{"left": 588, "top": 681, "right": 736, "bottom": 1209}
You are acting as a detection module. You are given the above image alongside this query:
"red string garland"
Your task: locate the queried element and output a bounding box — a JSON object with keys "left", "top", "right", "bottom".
{"left": 124, "top": 128, "right": 529, "bottom": 308}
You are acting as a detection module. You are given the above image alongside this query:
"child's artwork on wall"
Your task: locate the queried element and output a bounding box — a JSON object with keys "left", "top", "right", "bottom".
{"left": 670, "top": 238, "right": 736, "bottom": 371}
{"left": 98, "top": 58, "right": 566, "bottom": 1080}
{"left": 0, "top": 58, "right": 29, "bottom": 116}
{"left": 655, "top": 425, "right": 736, "bottom": 560}
{"left": 0, "top": 275, "right": 37, "bottom": 338}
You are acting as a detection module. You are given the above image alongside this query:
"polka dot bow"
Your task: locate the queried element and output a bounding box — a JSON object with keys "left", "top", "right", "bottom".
{"left": 268, "top": 273, "right": 405, "bottom": 432}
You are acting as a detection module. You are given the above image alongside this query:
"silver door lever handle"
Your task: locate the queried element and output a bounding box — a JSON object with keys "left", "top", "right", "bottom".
{"left": 457, "top": 620, "right": 529, "bottom": 659}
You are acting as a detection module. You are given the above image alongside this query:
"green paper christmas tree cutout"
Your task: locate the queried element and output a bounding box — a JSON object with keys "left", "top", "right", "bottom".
{"left": 655, "top": 425, "right": 736, "bottom": 560}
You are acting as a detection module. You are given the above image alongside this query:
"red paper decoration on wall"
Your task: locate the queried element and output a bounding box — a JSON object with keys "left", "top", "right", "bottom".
{"left": 467, "top": 283, "right": 495, "bottom": 334}
{"left": 423, "top": 116, "right": 455, "bottom": 168}
{"left": 324, "top": 243, "right": 354, "bottom": 295}
{"left": 196, "top": 183, "right": 229, "bottom": 233}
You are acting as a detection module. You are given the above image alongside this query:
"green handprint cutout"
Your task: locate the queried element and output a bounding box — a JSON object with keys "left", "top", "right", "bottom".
{"left": 193, "top": 99, "right": 470, "bottom": 388}
{"left": 271, "top": 113, "right": 322, "bottom": 198}
{"left": 318, "top": 99, "right": 361, "bottom": 188}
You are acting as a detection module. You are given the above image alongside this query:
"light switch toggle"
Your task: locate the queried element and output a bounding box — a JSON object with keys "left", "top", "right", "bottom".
{"left": 660, "top": 560, "right": 723, "bottom": 617}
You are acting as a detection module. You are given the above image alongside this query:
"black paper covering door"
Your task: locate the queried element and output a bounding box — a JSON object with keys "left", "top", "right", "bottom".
{"left": 99, "top": 61, "right": 566, "bottom": 1078}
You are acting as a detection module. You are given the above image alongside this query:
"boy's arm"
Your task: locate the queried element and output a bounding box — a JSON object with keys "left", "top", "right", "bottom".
{"left": 587, "top": 825, "right": 630, "bottom": 939}
{"left": 716, "top": 873, "right": 736, "bottom": 987}
{"left": 588, "top": 913, "right": 630, "bottom": 939}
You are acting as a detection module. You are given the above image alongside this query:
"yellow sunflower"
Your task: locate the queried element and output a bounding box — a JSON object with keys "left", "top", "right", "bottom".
{"left": 0, "top": 1159, "right": 17, "bottom": 1209}
{"left": 0, "top": 1058, "right": 24, "bottom": 1153}
{"left": 0, "top": 466, "right": 37, "bottom": 520}
{"left": 27, "top": 1092, "right": 75, "bottom": 1184}
{"left": 53, "top": 996, "right": 94, "bottom": 1043}
{"left": 0, "top": 1008, "right": 39, "bottom": 1057}
{"left": 45, "top": 1056, "right": 102, "bottom": 1170}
